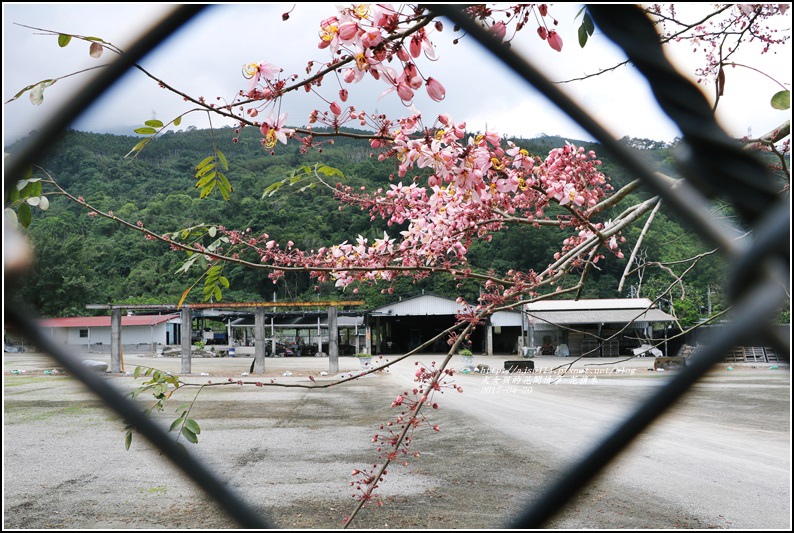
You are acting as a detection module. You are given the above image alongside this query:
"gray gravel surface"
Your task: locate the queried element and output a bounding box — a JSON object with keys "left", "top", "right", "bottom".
{"left": 3, "top": 353, "right": 791, "bottom": 529}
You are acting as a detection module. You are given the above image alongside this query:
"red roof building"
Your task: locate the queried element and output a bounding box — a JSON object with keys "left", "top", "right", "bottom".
{"left": 37, "top": 314, "right": 181, "bottom": 350}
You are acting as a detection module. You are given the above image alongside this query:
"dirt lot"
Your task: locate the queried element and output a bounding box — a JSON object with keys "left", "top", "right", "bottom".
{"left": 3, "top": 352, "right": 791, "bottom": 529}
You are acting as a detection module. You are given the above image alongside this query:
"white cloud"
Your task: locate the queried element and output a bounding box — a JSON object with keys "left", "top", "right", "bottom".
{"left": 3, "top": 3, "right": 791, "bottom": 145}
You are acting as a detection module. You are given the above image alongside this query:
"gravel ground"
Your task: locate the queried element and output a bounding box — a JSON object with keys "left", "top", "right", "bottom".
{"left": 3, "top": 352, "right": 791, "bottom": 529}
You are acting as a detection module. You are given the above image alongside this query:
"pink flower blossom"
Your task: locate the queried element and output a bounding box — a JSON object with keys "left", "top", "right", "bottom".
{"left": 490, "top": 21, "right": 507, "bottom": 42}
{"left": 547, "top": 30, "right": 563, "bottom": 52}
{"left": 338, "top": 20, "right": 359, "bottom": 41}
{"left": 426, "top": 77, "right": 445, "bottom": 101}
{"left": 396, "top": 82, "right": 414, "bottom": 103}
{"left": 259, "top": 113, "right": 293, "bottom": 148}
{"left": 243, "top": 61, "right": 280, "bottom": 91}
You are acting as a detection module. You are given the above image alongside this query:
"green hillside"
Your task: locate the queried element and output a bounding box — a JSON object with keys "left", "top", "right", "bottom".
{"left": 6, "top": 126, "right": 733, "bottom": 322}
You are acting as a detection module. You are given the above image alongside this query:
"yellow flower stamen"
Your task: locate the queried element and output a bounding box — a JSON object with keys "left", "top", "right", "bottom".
{"left": 353, "top": 4, "right": 370, "bottom": 18}
{"left": 243, "top": 63, "right": 259, "bottom": 78}
{"left": 321, "top": 25, "right": 338, "bottom": 42}
{"left": 355, "top": 53, "right": 369, "bottom": 71}
{"left": 264, "top": 129, "right": 278, "bottom": 149}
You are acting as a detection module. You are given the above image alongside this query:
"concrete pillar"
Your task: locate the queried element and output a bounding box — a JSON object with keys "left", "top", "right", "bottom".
{"left": 328, "top": 306, "right": 339, "bottom": 374}
{"left": 374, "top": 316, "right": 381, "bottom": 355}
{"left": 486, "top": 324, "right": 494, "bottom": 356}
{"left": 365, "top": 324, "right": 372, "bottom": 354}
{"left": 110, "top": 308, "right": 121, "bottom": 373}
{"left": 254, "top": 308, "right": 266, "bottom": 373}
{"left": 181, "top": 306, "right": 192, "bottom": 374}
{"left": 271, "top": 317, "right": 277, "bottom": 358}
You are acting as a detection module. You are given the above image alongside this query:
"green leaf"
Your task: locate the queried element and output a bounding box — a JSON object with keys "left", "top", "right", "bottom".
{"left": 216, "top": 150, "right": 229, "bottom": 171}
{"left": 578, "top": 23, "right": 588, "bottom": 48}
{"left": 20, "top": 180, "right": 42, "bottom": 198}
{"left": 206, "top": 265, "right": 221, "bottom": 281}
{"left": 262, "top": 182, "right": 283, "bottom": 198}
{"left": 583, "top": 13, "right": 594, "bottom": 36}
{"left": 181, "top": 426, "right": 198, "bottom": 444}
{"left": 771, "top": 90, "right": 790, "bottom": 110}
{"left": 58, "top": 34, "right": 72, "bottom": 47}
{"left": 145, "top": 119, "right": 164, "bottom": 128}
{"left": 134, "top": 127, "right": 157, "bottom": 135}
{"left": 195, "top": 171, "right": 217, "bottom": 188}
{"left": 195, "top": 164, "right": 215, "bottom": 179}
{"left": 217, "top": 173, "right": 233, "bottom": 193}
{"left": 173, "top": 116, "right": 182, "bottom": 127}
{"left": 317, "top": 164, "right": 344, "bottom": 178}
{"left": 219, "top": 276, "right": 230, "bottom": 289}
{"left": 125, "top": 138, "right": 150, "bottom": 158}
{"left": 17, "top": 202, "right": 32, "bottom": 228}
{"left": 200, "top": 182, "right": 216, "bottom": 199}
{"left": 184, "top": 418, "right": 201, "bottom": 434}
{"left": 195, "top": 156, "right": 214, "bottom": 170}
{"left": 213, "top": 285, "right": 222, "bottom": 301}
{"left": 134, "top": 366, "right": 142, "bottom": 379}
{"left": 125, "top": 430, "right": 133, "bottom": 450}
{"left": 175, "top": 402, "right": 190, "bottom": 413}
{"left": 218, "top": 181, "right": 231, "bottom": 202}
{"left": 169, "top": 414, "right": 186, "bottom": 432}
{"left": 8, "top": 183, "right": 20, "bottom": 203}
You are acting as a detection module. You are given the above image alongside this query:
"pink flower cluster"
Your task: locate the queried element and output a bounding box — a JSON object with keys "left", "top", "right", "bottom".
{"left": 216, "top": 112, "right": 618, "bottom": 302}
{"left": 316, "top": 4, "right": 445, "bottom": 105}
{"left": 349, "top": 360, "right": 458, "bottom": 507}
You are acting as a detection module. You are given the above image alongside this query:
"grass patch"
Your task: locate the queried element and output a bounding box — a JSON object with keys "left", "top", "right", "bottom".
{"left": 4, "top": 402, "right": 98, "bottom": 423}
{"left": 3, "top": 375, "right": 70, "bottom": 387}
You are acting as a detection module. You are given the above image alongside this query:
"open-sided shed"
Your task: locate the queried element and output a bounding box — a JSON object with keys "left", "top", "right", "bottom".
{"left": 367, "top": 294, "right": 523, "bottom": 355}
{"left": 524, "top": 298, "right": 677, "bottom": 357}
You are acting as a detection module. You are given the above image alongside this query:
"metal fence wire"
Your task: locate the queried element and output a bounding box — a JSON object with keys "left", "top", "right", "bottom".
{"left": 4, "top": 4, "right": 790, "bottom": 530}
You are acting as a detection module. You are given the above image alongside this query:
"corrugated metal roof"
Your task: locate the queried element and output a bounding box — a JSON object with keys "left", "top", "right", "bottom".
{"left": 525, "top": 298, "right": 660, "bottom": 311}
{"left": 491, "top": 310, "right": 522, "bottom": 327}
{"left": 230, "top": 316, "right": 363, "bottom": 327}
{"left": 39, "top": 315, "right": 179, "bottom": 328}
{"left": 370, "top": 294, "right": 467, "bottom": 316}
{"left": 371, "top": 294, "right": 522, "bottom": 323}
{"left": 526, "top": 308, "right": 675, "bottom": 325}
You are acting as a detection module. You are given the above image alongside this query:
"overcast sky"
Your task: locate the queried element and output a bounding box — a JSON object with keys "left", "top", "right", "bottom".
{"left": 2, "top": 3, "right": 791, "bottom": 146}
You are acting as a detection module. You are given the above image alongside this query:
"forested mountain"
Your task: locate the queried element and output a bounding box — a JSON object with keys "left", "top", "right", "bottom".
{"left": 6, "top": 126, "right": 734, "bottom": 322}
